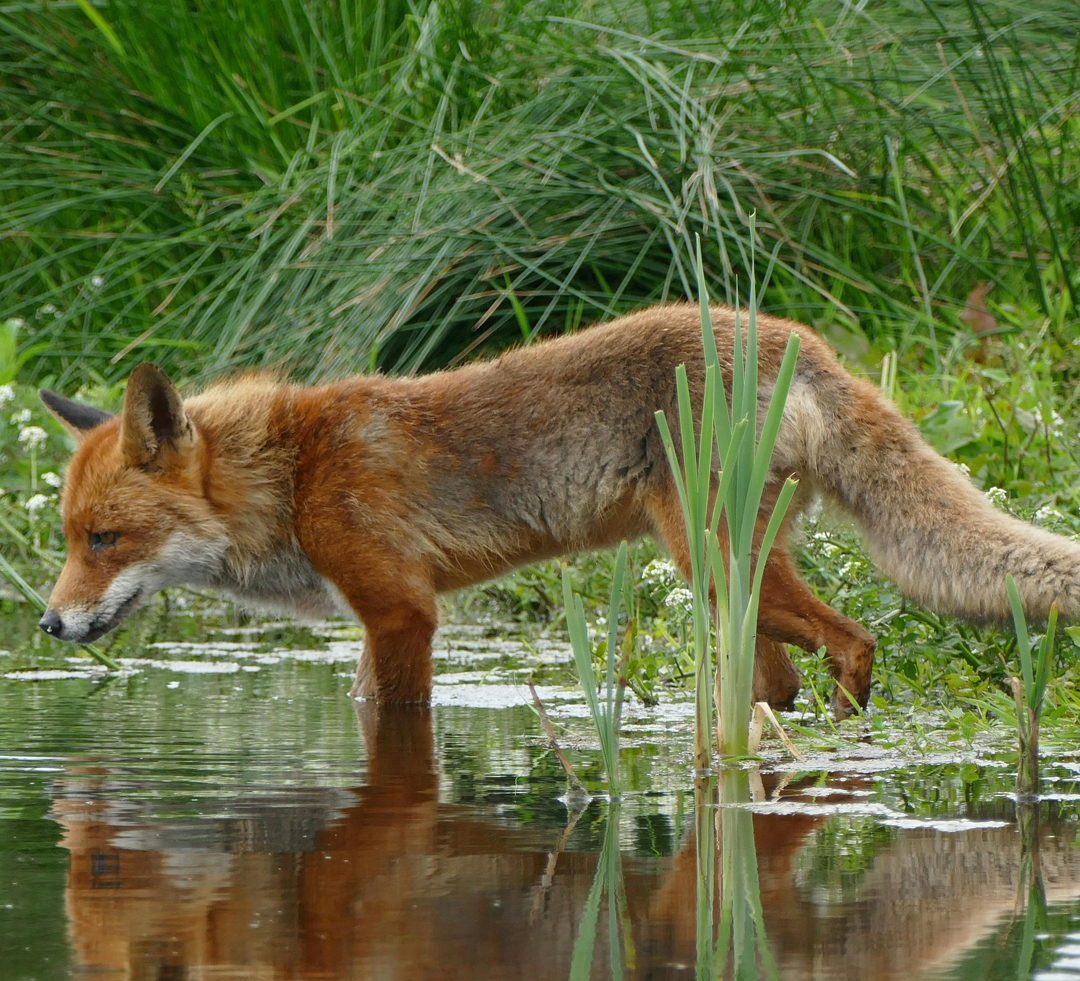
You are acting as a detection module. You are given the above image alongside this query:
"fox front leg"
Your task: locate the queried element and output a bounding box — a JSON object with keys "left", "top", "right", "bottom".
{"left": 301, "top": 528, "right": 438, "bottom": 703}
{"left": 348, "top": 599, "right": 438, "bottom": 704}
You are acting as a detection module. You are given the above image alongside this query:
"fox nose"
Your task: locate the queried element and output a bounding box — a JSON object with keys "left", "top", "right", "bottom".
{"left": 39, "top": 610, "right": 62, "bottom": 637}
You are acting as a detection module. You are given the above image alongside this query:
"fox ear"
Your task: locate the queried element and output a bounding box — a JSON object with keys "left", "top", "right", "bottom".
{"left": 120, "top": 363, "right": 196, "bottom": 466}
{"left": 39, "top": 389, "right": 114, "bottom": 441}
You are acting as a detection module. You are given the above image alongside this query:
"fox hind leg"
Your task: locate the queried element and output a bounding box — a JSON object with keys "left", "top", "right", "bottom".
{"left": 753, "top": 635, "right": 802, "bottom": 711}
{"left": 755, "top": 547, "right": 875, "bottom": 718}
{"left": 644, "top": 484, "right": 803, "bottom": 711}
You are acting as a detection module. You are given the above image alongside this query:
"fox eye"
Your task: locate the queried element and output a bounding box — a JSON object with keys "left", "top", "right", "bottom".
{"left": 89, "top": 531, "right": 120, "bottom": 551}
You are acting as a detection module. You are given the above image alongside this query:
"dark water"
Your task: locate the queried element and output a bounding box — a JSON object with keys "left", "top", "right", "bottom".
{"left": 1, "top": 604, "right": 1079, "bottom": 980}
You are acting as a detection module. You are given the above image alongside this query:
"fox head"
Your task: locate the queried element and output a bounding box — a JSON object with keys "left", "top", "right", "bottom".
{"left": 38, "top": 365, "right": 229, "bottom": 644}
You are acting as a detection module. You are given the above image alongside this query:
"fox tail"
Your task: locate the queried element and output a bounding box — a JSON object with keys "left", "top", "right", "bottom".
{"left": 784, "top": 363, "right": 1080, "bottom": 623}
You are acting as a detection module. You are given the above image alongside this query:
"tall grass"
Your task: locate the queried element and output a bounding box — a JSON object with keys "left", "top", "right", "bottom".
{"left": 3, "top": 0, "right": 1078, "bottom": 387}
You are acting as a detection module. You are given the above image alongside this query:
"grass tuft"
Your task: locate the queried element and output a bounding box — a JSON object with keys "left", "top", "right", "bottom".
{"left": 3, "top": 0, "right": 1077, "bottom": 386}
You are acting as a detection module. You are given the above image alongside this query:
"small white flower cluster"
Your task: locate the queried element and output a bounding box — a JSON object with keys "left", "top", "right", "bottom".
{"left": 17, "top": 426, "right": 48, "bottom": 450}
{"left": 10, "top": 408, "right": 30, "bottom": 425}
{"left": 1049, "top": 410, "right": 1065, "bottom": 438}
{"left": 809, "top": 529, "right": 839, "bottom": 558}
{"left": 25, "top": 493, "right": 51, "bottom": 515}
{"left": 954, "top": 461, "right": 971, "bottom": 477}
{"left": 1034, "top": 504, "right": 1065, "bottom": 526}
{"left": 985, "top": 486, "right": 1009, "bottom": 508}
{"left": 838, "top": 558, "right": 866, "bottom": 579}
{"left": 642, "top": 558, "right": 678, "bottom": 589}
{"left": 0, "top": 383, "right": 14, "bottom": 406}
{"left": 663, "top": 586, "right": 694, "bottom": 617}
{"left": 41, "top": 471, "right": 62, "bottom": 489}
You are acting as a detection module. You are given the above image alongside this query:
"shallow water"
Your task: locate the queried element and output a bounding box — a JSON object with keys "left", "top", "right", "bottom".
{"left": 1, "top": 603, "right": 1079, "bottom": 980}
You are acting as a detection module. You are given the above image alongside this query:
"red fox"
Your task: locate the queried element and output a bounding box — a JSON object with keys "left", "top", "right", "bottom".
{"left": 39, "top": 304, "right": 1080, "bottom": 715}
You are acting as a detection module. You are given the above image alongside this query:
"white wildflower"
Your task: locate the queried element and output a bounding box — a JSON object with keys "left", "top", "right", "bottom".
{"left": 1050, "top": 410, "right": 1065, "bottom": 438}
{"left": 41, "top": 471, "right": 62, "bottom": 489}
{"left": 90, "top": 274, "right": 106, "bottom": 290}
{"left": 25, "top": 493, "right": 50, "bottom": 515}
{"left": 986, "top": 486, "right": 1008, "bottom": 507}
{"left": 642, "top": 559, "right": 678, "bottom": 590}
{"left": 18, "top": 425, "right": 48, "bottom": 450}
{"left": 1034, "top": 505, "right": 1064, "bottom": 526}
{"left": 0, "top": 383, "right": 14, "bottom": 406}
{"left": 955, "top": 461, "right": 971, "bottom": 477}
{"left": 11, "top": 408, "right": 31, "bottom": 425}
{"left": 37, "top": 303, "right": 59, "bottom": 318}
{"left": 664, "top": 586, "right": 694, "bottom": 617}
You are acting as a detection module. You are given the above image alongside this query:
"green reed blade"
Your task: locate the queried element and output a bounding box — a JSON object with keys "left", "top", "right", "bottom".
{"left": 0, "top": 553, "right": 120, "bottom": 671}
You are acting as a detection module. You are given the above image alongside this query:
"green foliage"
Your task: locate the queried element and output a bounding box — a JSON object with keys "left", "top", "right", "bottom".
{"left": 654, "top": 232, "right": 799, "bottom": 762}
{"left": 1006, "top": 573, "right": 1057, "bottom": 796}
{"left": 1007, "top": 575, "right": 1056, "bottom": 717}
{"left": 0, "top": 383, "right": 69, "bottom": 570}
{"left": 3, "top": 0, "right": 1079, "bottom": 386}
{"left": 562, "top": 541, "right": 631, "bottom": 795}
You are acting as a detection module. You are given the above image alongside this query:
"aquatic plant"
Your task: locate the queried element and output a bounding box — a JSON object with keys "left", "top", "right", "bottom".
{"left": 654, "top": 229, "right": 799, "bottom": 763}
{"left": 561, "top": 541, "right": 630, "bottom": 795}
{"left": 1005, "top": 573, "right": 1057, "bottom": 798}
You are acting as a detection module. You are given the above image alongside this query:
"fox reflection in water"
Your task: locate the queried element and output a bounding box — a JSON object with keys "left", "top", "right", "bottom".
{"left": 52, "top": 703, "right": 1080, "bottom": 981}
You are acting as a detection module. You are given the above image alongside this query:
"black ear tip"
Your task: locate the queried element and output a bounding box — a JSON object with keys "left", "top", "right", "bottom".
{"left": 39, "top": 388, "right": 114, "bottom": 433}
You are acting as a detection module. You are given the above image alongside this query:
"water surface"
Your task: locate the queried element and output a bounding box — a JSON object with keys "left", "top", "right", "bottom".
{"left": 1, "top": 604, "right": 1079, "bottom": 979}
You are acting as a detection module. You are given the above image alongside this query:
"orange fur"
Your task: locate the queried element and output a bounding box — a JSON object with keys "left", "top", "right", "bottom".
{"left": 41, "top": 303, "right": 1080, "bottom": 716}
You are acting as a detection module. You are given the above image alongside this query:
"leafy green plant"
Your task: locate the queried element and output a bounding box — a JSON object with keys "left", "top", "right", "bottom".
{"left": 0, "top": 319, "right": 46, "bottom": 385}
{"left": 561, "top": 540, "right": 630, "bottom": 796}
{"left": 654, "top": 229, "right": 799, "bottom": 763}
{"left": 1005, "top": 573, "right": 1057, "bottom": 798}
